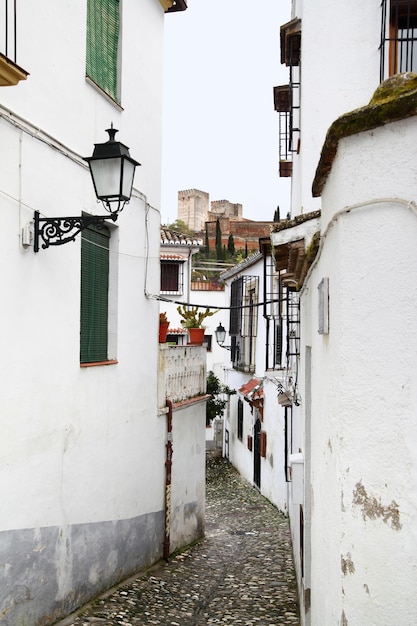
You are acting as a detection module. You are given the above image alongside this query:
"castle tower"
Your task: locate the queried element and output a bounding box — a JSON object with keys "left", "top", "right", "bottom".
{"left": 210, "top": 199, "right": 243, "bottom": 219}
{"left": 178, "top": 189, "right": 209, "bottom": 232}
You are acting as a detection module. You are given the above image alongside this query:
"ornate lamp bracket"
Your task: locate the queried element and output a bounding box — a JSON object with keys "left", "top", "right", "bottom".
{"left": 34, "top": 210, "right": 117, "bottom": 252}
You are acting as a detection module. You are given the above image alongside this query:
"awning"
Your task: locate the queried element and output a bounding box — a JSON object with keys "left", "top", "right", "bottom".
{"left": 238, "top": 378, "right": 264, "bottom": 403}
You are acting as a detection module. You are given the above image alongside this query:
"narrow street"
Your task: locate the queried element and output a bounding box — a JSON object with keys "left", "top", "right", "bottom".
{"left": 60, "top": 455, "right": 300, "bottom": 626}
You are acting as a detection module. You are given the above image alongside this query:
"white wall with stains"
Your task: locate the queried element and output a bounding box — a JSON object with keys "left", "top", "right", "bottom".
{"left": 298, "top": 108, "right": 417, "bottom": 624}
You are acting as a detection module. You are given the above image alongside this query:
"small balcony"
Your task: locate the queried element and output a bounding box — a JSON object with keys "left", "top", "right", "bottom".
{"left": 158, "top": 344, "right": 207, "bottom": 408}
{"left": 0, "top": 1, "right": 28, "bottom": 86}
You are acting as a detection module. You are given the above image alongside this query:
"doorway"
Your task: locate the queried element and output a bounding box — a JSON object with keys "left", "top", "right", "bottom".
{"left": 253, "top": 417, "right": 261, "bottom": 488}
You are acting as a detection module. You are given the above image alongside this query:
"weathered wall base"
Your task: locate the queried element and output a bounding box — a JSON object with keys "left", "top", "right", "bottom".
{"left": 0, "top": 511, "right": 164, "bottom": 626}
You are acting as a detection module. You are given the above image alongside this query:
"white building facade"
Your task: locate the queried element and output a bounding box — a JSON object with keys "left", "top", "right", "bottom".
{"left": 275, "top": 1, "right": 417, "bottom": 624}
{"left": 0, "top": 2, "right": 205, "bottom": 625}
{"left": 218, "top": 250, "right": 297, "bottom": 514}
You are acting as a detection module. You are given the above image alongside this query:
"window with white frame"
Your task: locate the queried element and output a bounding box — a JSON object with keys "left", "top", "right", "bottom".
{"left": 160, "top": 260, "right": 184, "bottom": 295}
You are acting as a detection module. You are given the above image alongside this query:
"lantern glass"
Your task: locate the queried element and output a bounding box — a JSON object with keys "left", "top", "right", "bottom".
{"left": 90, "top": 157, "right": 123, "bottom": 201}
{"left": 215, "top": 323, "right": 226, "bottom": 345}
{"left": 121, "top": 158, "right": 136, "bottom": 199}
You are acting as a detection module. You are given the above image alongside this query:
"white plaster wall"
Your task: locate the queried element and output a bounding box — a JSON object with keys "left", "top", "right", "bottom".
{"left": 0, "top": 1, "right": 171, "bottom": 623}
{"left": 260, "top": 380, "right": 289, "bottom": 513}
{"left": 299, "top": 119, "right": 417, "bottom": 624}
{"left": 189, "top": 288, "right": 227, "bottom": 377}
{"left": 291, "top": 0, "right": 381, "bottom": 217}
{"left": 220, "top": 256, "right": 289, "bottom": 514}
{"left": 320, "top": 117, "right": 417, "bottom": 232}
{"left": 1, "top": 0, "right": 164, "bottom": 209}
{"left": 0, "top": 137, "right": 165, "bottom": 515}
{"left": 170, "top": 400, "right": 206, "bottom": 553}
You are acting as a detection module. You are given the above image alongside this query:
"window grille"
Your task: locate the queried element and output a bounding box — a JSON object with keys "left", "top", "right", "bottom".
{"left": 237, "top": 399, "right": 243, "bottom": 441}
{"left": 276, "top": 18, "right": 302, "bottom": 177}
{"left": 286, "top": 289, "right": 300, "bottom": 361}
{"left": 264, "top": 255, "right": 284, "bottom": 370}
{"left": 160, "top": 261, "right": 184, "bottom": 295}
{"left": 229, "top": 276, "right": 259, "bottom": 372}
{"left": 274, "top": 85, "right": 292, "bottom": 177}
{"left": 380, "top": 0, "right": 417, "bottom": 80}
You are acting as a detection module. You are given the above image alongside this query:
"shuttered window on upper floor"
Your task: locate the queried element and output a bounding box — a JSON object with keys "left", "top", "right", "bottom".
{"left": 86, "top": 0, "right": 120, "bottom": 102}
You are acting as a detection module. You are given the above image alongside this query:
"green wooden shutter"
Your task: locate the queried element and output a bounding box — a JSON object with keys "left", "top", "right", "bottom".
{"left": 80, "top": 224, "right": 110, "bottom": 363}
{"left": 86, "top": 0, "right": 120, "bottom": 101}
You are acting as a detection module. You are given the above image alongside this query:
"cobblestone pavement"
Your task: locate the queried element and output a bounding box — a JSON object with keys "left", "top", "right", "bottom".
{"left": 59, "top": 455, "right": 300, "bottom": 626}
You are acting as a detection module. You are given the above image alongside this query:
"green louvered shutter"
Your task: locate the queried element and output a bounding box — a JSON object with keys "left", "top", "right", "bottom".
{"left": 80, "top": 224, "right": 110, "bottom": 363}
{"left": 86, "top": 0, "right": 120, "bottom": 102}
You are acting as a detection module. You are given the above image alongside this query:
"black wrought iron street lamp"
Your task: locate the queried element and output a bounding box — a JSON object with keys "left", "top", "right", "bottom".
{"left": 34, "top": 125, "right": 140, "bottom": 252}
{"left": 215, "top": 323, "right": 231, "bottom": 351}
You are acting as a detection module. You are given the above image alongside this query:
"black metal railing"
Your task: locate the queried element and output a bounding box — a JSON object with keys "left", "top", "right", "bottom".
{"left": 380, "top": 0, "right": 417, "bottom": 81}
{"left": 1, "top": 0, "right": 17, "bottom": 61}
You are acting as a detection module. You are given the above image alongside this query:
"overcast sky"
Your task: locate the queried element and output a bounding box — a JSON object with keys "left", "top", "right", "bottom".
{"left": 161, "top": 0, "right": 291, "bottom": 226}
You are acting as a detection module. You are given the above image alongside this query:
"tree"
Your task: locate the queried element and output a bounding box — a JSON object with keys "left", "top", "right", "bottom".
{"left": 205, "top": 223, "right": 210, "bottom": 257}
{"left": 206, "top": 371, "right": 236, "bottom": 426}
{"left": 215, "top": 218, "right": 222, "bottom": 259}
{"left": 227, "top": 233, "right": 235, "bottom": 255}
{"left": 273, "top": 205, "right": 280, "bottom": 222}
{"left": 167, "top": 219, "right": 193, "bottom": 235}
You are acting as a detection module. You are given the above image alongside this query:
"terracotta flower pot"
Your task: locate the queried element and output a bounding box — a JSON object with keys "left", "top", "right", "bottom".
{"left": 187, "top": 327, "right": 205, "bottom": 345}
{"left": 159, "top": 322, "right": 169, "bottom": 343}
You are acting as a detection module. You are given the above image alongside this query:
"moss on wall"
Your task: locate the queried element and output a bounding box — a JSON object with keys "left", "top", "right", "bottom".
{"left": 312, "top": 73, "right": 417, "bottom": 197}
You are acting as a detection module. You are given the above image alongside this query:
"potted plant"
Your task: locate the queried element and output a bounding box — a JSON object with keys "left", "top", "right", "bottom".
{"left": 159, "top": 311, "right": 170, "bottom": 343}
{"left": 177, "top": 305, "right": 218, "bottom": 345}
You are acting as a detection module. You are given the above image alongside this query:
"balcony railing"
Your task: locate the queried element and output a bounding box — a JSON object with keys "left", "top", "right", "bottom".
{"left": 158, "top": 344, "right": 207, "bottom": 407}
{"left": 1, "top": 0, "right": 17, "bottom": 61}
{"left": 0, "top": 0, "right": 28, "bottom": 86}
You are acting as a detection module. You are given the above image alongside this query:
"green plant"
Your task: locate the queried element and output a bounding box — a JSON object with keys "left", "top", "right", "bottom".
{"left": 159, "top": 311, "right": 169, "bottom": 324}
{"left": 206, "top": 371, "right": 236, "bottom": 426}
{"left": 177, "top": 305, "right": 218, "bottom": 329}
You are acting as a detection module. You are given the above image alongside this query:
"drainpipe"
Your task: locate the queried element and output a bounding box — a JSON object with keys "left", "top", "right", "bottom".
{"left": 163, "top": 399, "right": 173, "bottom": 561}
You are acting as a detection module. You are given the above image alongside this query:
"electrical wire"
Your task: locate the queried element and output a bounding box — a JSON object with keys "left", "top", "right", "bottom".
{"left": 145, "top": 292, "right": 280, "bottom": 311}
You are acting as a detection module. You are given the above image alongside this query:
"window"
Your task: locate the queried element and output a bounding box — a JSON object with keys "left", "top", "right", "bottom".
{"left": 273, "top": 85, "right": 292, "bottom": 177}
{"left": 237, "top": 399, "right": 243, "bottom": 441}
{"left": 80, "top": 223, "right": 110, "bottom": 363}
{"left": 229, "top": 276, "right": 259, "bottom": 372}
{"left": 381, "top": 0, "right": 417, "bottom": 79}
{"left": 264, "top": 256, "right": 284, "bottom": 370}
{"left": 278, "top": 18, "right": 301, "bottom": 168}
{"left": 160, "top": 261, "right": 184, "bottom": 294}
{"left": 86, "top": 0, "right": 120, "bottom": 102}
{"left": 203, "top": 335, "right": 212, "bottom": 352}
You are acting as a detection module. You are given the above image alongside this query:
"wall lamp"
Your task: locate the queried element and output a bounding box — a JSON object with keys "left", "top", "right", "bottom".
{"left": 215, "top": 323, "right": 231, "bottom": 351}
{"left": 34, "top": 125, "right": 140, "bottom": 252}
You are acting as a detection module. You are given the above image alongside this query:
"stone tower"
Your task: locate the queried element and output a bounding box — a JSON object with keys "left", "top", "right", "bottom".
{"left": 178, "top": 189, "right": 210, "bottom": 232}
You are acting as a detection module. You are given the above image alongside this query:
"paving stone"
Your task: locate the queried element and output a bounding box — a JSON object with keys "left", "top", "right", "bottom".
{"left": 57, "top": 455, "right": 300, "bottom": 626}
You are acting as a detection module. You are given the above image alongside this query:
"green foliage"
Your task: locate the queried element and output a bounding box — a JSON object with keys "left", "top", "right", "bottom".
{"left": 167, "top": 219, "right": 194, "bottom": 236}
{"left": 227, "top": 233, "right": 235, "bottom": 255}
{"left": 205, "top": 224, "right": 210, "bottom": 256}
{"left": 215, "top": 218, "right": 222, "bottom": 260}
{"left": 177, "top": 305, "right": 218, "bottom": 328}
{"left": 206, "top": 371, "right": 236, "bottom": 426}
